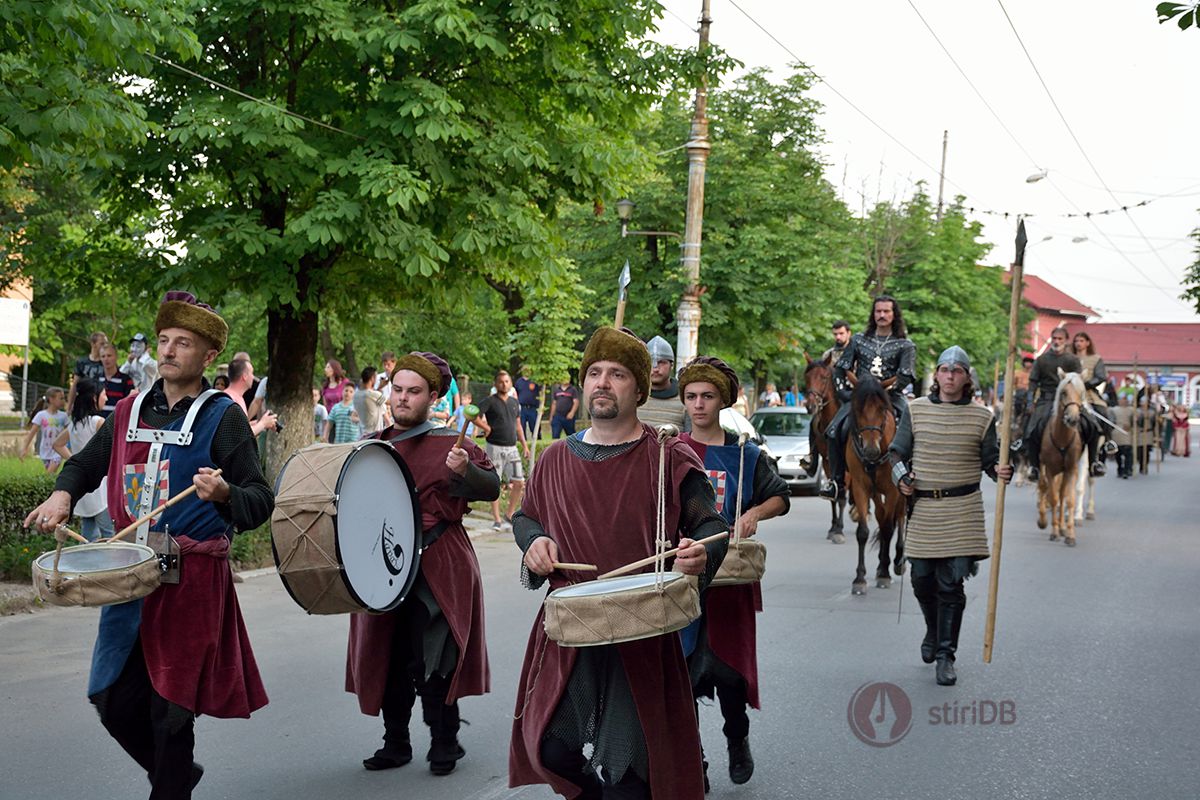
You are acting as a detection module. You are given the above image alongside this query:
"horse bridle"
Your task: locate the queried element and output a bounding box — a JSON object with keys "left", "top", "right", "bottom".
{"left": 1047, "top": 397, "right": 1082, "bottom": 459}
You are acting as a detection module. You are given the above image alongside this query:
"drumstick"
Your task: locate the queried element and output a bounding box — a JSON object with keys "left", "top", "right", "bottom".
{"left": 110, "top": 468, "right": 224, "bottom": 542}
{"left": 454, "top": 405, "right": 480, "bottom": 449}
{"left": 553, "top": 562, "right": 597, "bottom": 572}
{"left": 598, "top": 532, "right": 730, "bottom": 579}
{"left": 54, "top": 525, "right": 90, "bottom": 545}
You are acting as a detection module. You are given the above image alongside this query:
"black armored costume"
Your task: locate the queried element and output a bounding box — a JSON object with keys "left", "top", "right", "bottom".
{"left": 1021, "top": 348, "right": 1085, "bottom": 479}
{"left": 821, "top": 332, "right": 916, "bottom": 498}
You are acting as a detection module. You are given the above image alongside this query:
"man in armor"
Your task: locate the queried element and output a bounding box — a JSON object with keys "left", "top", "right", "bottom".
{"left": 1072, "top": 330, "right": 1116, "bottom": 476}
{"left": 801, "top": 320, "right": 852, "bottom": 477}
{"left": 639, "top": 334, "right": 687, "bottom": 430}
{"left": 1022, "top": 327, "right": 1083, "bottom": 481}
{"left": 818, "top": 297, "right": 916, "bottom": 500}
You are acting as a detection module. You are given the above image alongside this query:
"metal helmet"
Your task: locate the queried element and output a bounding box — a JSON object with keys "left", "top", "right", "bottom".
{"left": 936, "top": 345, "right": 971, "bottom": 371}
{"left": 646, "top": 335, "right": 674, "bottom": 364}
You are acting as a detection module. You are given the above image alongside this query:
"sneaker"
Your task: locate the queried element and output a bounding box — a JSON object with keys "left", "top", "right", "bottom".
{"left": 491, "top": 521, "right": 502, "bottom": 531}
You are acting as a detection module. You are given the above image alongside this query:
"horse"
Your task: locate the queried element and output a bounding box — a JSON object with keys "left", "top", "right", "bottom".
{"left": 1037, "top": 370, "right": 1085, "bottom": 546}
{"left": 1074, "top": 454, "right": 1096, "bottom": 521}
{"left": 843, "top": 373, "right": 905, "bottom": 595}
{"left": 803, "top": 357, "right": 847, "bottom": 543}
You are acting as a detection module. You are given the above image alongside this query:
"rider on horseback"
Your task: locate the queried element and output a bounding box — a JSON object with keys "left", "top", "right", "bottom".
{"left": 1022, "top": 327, "right": 1084, "bottom": 481}
{"left": 800, "top": 320, "right": 852, "bottom": 477}
{"left": 818, "top": 296, "right": 916, "bottom": 500}
{"left": 1073, "top": 330, "right": 1117, "bottom": 476}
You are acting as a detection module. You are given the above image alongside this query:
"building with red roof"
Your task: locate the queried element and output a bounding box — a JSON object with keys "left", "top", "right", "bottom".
{"left": 1064, "top": 321, "right": 1200, "bottom": 407}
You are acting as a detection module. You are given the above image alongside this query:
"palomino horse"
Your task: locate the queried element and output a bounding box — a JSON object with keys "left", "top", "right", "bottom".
{"left": 803, "top": 357, "right": 847, "bottom": 543}
{"left": 1037, "top": 370, "right": 1085, "bottom": 546}
{"left": 843, "top": 373, "right": 905, "bottom": 595}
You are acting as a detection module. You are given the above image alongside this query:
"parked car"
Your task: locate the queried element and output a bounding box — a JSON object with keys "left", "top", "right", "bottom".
{"left": 748, "top": 406, "right": 818, "bottom": 492}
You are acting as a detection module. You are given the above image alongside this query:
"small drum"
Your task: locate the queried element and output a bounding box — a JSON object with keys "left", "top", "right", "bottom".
{"left": 272, "top": 440, "right": 421, "bottom": 615}
{"left": 543, "top": 572, "right": 700, "bottom": 647}
{"left": 710, "top": 539, "right": 766, "bottom": 586}
{"left": 31, "top": 542, "right": 161, "bottom": 607}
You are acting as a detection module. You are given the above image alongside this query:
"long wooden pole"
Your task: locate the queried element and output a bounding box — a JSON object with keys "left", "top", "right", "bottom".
{"left": 983, "top": 222, "right": 1027, "bottom": 664}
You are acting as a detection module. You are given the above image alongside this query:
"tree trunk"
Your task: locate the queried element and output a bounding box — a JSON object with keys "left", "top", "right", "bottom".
{"left": 263, "top": 306, "right": 319, "bottom": 482}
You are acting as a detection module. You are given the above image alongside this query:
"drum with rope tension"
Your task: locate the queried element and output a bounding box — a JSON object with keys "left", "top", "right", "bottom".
{"left": 272, "top": 440, "right": 421, "bottom": 614}
{"left": 31, "top": 541, "right": 162, "bottom": 607}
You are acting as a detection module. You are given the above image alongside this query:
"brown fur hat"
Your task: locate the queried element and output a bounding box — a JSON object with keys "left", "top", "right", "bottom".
{"left": 154, "top": 291, "right": 228, "bottom": 353}
{"left": 678, "top": 355, "right": 739, "bottom": 408}
{"left": 580, "top": 326, "right": 651, "bottom": 405}
{"left": 392, "top": 352, "right": 451, "bottom": 397}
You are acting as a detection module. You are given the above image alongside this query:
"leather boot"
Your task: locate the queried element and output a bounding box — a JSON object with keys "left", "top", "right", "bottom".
{"left": 911, "top": 573, "right": 938, "bottom": 664}
{"left": 365, "top": 681, "right": 414, "bottom": 770}
{"left": 423, "top": 695, "right": 465, "bottom": 776}
{"left": 728, "top": 737, "right": 754, "bottom": 784}
{"left": 935, "top": 602, "right": 963, "bottom": 686}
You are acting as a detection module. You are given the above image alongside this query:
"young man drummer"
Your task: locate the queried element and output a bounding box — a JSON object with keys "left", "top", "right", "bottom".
{"left": 677, "top": 356, "right": 789, "bottom": 790}
{"left": 509, "top": 326, "right": 728, "bottom": 800}
{"left": 346, "top": 352, "right": 499, "bottom": 776}
{"left": 25, "top": 291, "right": 274, "bottom": 799}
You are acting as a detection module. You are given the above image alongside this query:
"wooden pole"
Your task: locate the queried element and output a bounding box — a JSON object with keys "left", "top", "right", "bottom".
{"left": 983, "top": 221, "right": 1027, "bottom": 664}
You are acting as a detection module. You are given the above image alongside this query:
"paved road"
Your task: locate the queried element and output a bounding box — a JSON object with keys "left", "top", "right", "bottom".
{"left": 3, "top": 441, "right": 1198, "bottom": 800}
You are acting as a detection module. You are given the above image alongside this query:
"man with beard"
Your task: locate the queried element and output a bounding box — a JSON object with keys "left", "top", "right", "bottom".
{"left": 639, "top": 335, "right": 687, "bottom": 430}
{"left": 820, "top": 297, "right": 916, "bottom": 500}
{"left": 509, "top": 327, "right": 728, "bottom": 800}
{"left": 346, "top": 352, "right": 499, "bottom": 777}
{"left": 678, "top": 356, "right": 789, "bottom": 790}
{"left": 1022, "top": 327, "right": 1083, "bottom": 481}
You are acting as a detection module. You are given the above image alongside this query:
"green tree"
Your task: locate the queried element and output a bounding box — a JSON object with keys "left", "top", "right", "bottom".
{"left": 7, "top": 0, "right": 697, "bottom": 472}
{"left": 565, "top": 68, "right": 865, "bottom": 393}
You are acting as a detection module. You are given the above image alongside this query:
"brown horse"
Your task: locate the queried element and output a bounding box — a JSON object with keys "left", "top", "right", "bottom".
{"left": 1038, "top": 370, "right": 1085, "bottom": 546}
{"left": 803, "top": 357, "right": 847, "bottom": 543}
{"left": 844, "top": 373, "right": 905, "bottom": 595}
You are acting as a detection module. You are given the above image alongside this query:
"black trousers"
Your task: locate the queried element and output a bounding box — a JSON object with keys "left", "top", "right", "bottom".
{"left": 380, "top": 596, "right": 456, "bottom": 747}
{"left": 89, "top": 638, "right": 197, "bottom": 800}
{"left": 540, "top": 737, "right": 651, "bottom": 800}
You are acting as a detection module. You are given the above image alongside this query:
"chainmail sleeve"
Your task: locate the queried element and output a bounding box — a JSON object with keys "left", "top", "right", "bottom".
{"left": 888, "top": 407, "right": 914, "bottom": 467}
{"left": 980, "top": 417, "right": 1000, "bottom": 480}
{"left": 896, "top": 340, "right": 917, "bottom": 392}
{"left": 512, "top": 510, "right": 550, "bottom": 590}
{"left": 677, "top": 469, "right": 729, "bottom": 591}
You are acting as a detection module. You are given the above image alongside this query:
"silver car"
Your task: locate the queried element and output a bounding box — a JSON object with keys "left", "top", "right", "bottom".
{"left": 750, "top": 407, "right": 817, "bottom": 492}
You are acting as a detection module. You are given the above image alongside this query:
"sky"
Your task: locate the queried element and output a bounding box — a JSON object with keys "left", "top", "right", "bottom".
{"left": 653, "top": 0, "right": 1200, "bottom": 322}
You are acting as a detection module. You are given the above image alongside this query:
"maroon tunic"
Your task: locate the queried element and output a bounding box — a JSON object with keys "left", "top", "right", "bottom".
{"left": 105, "top": 395, "right": 267, "bottom": 719}
{"left": 345, "top": 429, "right": 493, "bottom": 712}
{"left": 679, "top": 434, "right": 763, "bottom": 709}
{"left": 509, "top": 425, "right": 708, "bottom": 800}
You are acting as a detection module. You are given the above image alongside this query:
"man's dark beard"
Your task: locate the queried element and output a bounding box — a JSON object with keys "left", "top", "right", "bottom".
{"left": 393, "top": 405, "right": 429, "bottom": 427}
{"left": 588, "top": 396, "right": 619, "bottom": 419}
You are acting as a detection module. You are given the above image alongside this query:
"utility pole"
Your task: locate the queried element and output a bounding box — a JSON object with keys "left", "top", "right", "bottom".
{"left": 675, "top": 0, "right": 712, "bottom": 368}
{"left": 935, "top": 130, "right": 948, "bottom": 222}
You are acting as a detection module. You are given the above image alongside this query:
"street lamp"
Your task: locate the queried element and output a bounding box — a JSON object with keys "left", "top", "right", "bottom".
{"left": 614, "top": 197, "right": 680, "bottom": 240}
{"left": 1026, "top": 170, "right": 1048, "bottom": 183}
{"left": 1072, "top": 236, "right": 1089, "bottom": 243}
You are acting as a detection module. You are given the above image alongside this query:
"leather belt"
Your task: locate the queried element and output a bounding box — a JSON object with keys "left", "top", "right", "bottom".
{"left": 914, "top": 482, "right": 979, "bottom": 500}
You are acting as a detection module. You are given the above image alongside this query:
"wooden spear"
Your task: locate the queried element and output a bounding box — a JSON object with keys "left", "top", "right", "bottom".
{"left": 983, "top": 219, "right": 1027, "bottom": 664}
{"left": 613, "top": 259, "right": 632, "bottom": 329}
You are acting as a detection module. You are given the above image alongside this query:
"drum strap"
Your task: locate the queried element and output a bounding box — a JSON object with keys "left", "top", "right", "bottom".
{"left": 127, "top": 390, "right": 220, "bottom": 545}
{"left": 421, "top": 520, "right": 451, "bottom": 551}
{"left": 385, "top": 421, "right": 436, "bottom": 443}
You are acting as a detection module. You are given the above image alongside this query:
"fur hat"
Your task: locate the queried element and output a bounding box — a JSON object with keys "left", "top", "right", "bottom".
{"left": 580, "top": 326, "right": 651, "bottom": 406}
{"left": 678, "top": 355, "right": 739, "bottom": 408}
{"left": 393, "top": 352, "right": 452, "bottom": 396}
{"left": 154, "top": 291, "right": 228, "bottom": 353}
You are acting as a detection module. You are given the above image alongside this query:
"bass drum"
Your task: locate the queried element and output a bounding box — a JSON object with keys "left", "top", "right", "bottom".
{"left": 272, "top": 440, "right": 421, "bottom": 614}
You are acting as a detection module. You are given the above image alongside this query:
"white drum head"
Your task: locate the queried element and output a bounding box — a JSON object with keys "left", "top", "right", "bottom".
{"left": 551, "top": 571, "right": 684, "bottom": 599}
{"left": 336, "top": 441, "right": 420, "bottom": 612}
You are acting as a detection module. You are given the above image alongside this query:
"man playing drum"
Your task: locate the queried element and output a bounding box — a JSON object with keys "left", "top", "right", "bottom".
{"left": 346, "top": 352, "right": 499, "bottom": 776}
{"left": 25, "top": 291, "right": 274, "bottom": 799}
{"left": 677, "top": 356, "right": 789, "bottom": 789}
{"left": 509, "top": 326, "right": 728, "bottom": 800}
{"left": 888, "top": 346, "right": 1013, "bottom": 686}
